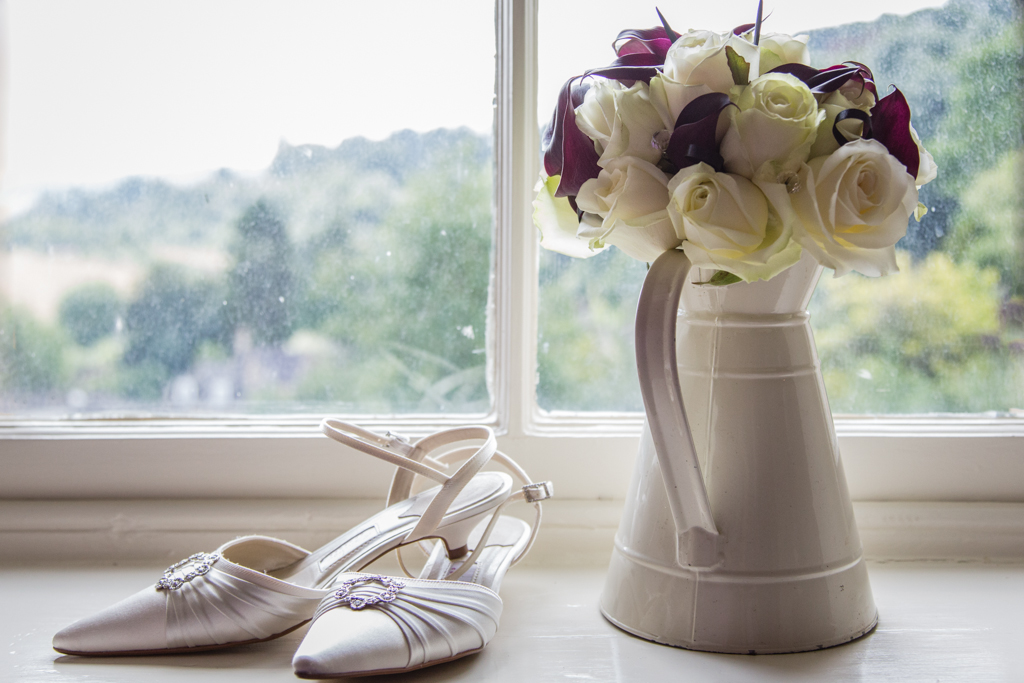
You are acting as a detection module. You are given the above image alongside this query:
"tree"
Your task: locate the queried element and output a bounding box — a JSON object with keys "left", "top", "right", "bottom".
{"left": 122, "top": 265, "right": 228, "bottom": 378}
{"left": 299, "top": 137, "right": 495, "bottom": 412}
{"left": 59, "top": 283, "right": 122, "bottom": 346}
{"left": 809, "top": 251, "right": 1020, "bottom": 413}
{"left": 227, "top": 199, "right": 294, "bottom": 346}
{"left": 0, "top": 305, "right": 67, "bottom": 399}
{"left": 946, "top": 151, "right": 1024, "bottom": 298}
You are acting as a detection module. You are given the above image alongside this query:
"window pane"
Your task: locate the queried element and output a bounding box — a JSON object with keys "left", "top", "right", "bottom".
{"left": 536, "top": 0, "right": 1024, "bottom": 415}
{"left": 0, "top": 0, "right": 496, "bottom": 416}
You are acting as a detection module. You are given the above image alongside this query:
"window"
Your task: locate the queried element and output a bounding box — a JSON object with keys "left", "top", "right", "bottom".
{"left": 535, "top": 0, "right": 1024, "bottom": 416}
{"left": 1, "top": 0, "right": 1021, "bottom": 505}
{"left": 1, "top": 0, "right": 497, "bottom": 417}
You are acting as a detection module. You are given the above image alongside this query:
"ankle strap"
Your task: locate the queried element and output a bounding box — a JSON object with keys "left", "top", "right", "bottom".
{"left": 442, "top": 452, "right": 553, "bottom": 581}
{"left": 320, "top": 419, "right": 498, "bottom": 544}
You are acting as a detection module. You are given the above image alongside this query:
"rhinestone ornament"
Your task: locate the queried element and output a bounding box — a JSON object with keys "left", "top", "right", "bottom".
{"left": 156, "top": 552, "right": 220, "bottom": 591}
{"left": 333, "top": 575, "right": 405, "bottom": 610}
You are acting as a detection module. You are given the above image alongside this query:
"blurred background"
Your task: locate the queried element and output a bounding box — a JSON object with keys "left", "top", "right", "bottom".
{"left": 1, "top": 0, "right": 1020, "bottom": 417}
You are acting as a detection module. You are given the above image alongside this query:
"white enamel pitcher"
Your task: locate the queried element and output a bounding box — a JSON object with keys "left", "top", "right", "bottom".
{"left": 600, "top": 249, "right": 877, "bottom": 653}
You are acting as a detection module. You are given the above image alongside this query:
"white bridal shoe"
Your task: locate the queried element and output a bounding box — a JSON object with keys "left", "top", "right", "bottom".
{"left": 53, "top": 420, "right": 547, "bottom": 656}
{"left": 292, "top": 455, "right": 551, "bottom": 678}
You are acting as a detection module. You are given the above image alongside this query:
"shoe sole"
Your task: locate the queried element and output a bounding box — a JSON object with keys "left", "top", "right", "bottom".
{"left": 52, "top": 619, "right": 310, "bottom": 657}
{"left": 293, "top": 646, "right": 484, "bottom": 678}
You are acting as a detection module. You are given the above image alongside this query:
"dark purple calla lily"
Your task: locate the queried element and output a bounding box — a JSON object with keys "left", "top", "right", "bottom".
{"left": 769, "top": 63, "right": 820, "bottom": 83}
{"left": 769, "top": 62, "right": 916, "bottom": 174}
{"left": 768, "top": 63, "right": 876, "bottom": 98}
{"left": 587, "top": 52, "right": 666, "bottom": 85}
{"left": 832, "top": 109, "right": 873, "bottom": 146}
{"left": 614, "top": 27, "right": 673, "bottom": 60}
{"left": 666, "top": 93, "right": 735, "bottom": 172}
{"left": 870, "top": 88, "right": 920, "bottom": 178}
{"left": 541, "top": 76, "right": 602, "bottom": 198}
{"left": 839, "top": 62, "right": 878, "bottom": 98}
{"left": 542, "top": 20, "right": 678, "bottom": 200}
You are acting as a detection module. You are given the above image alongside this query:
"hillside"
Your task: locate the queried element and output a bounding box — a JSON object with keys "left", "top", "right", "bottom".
{"left": 3, "top": 127, "right": 491, "bottom": 254}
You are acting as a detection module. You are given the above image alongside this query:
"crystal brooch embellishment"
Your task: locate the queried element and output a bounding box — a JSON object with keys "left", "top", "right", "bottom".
{"left": 333, "top": 575, "right": 405, "bottom": 610}
{"left": 156, "top": 552, "right": 221, "bottom": 591}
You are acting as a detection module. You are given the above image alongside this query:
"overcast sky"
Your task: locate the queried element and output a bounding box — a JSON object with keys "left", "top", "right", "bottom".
{"left": 1, "top": 0, "right": 947, "bottom": 210}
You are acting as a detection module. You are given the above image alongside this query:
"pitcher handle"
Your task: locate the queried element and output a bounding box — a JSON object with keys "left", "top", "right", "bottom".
{"left": 636, "top": 249, "right": 719, "bottom": 566}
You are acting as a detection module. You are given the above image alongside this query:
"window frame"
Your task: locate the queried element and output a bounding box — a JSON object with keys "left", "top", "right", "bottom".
{"left": 1, "top": 0, "right": 1022, "bottom": 505}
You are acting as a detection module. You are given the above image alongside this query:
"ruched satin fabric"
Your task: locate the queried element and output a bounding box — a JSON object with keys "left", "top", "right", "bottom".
{"left": 164, "top": 561, "right": 326, "bottom": 649}
{"left": 293, "top": 573, "right": 502, "bottom": 676}
{"left": 53, "top": 538, "right": 329, "bottom": 655}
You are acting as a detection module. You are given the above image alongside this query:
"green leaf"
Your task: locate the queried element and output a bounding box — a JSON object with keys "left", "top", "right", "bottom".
{"left": 697, "top": 270, "right": 742, "bottom": 286}
{"left": 726, "top": 46, "right": 750, "bottom": 86}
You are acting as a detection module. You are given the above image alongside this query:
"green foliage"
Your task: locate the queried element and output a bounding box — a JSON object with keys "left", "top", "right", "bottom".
{"left": 726, "top": 45, "right": 751, "bottom": 86}
{"left": 122, "top": 265, "right": 230, "bottom": 377}
{"left": 59, "top": 283, "right": 122, "bottom": 346}
{"left": 3, "top": 174, "right": 255, "bottom": 254}
{"left": 810, "top": 251, "right": 1021, "bottom": 413}
{"left": 537, "top": 248, "right": 647, "bottom": 412}
{"left": 296, "top": 136, "right": 494, "bottom": 413}
{"left": 227, "top": 200, "right": 294, "bottom": 346}
{"left": 113, "top": 360, "right": 171, "bottom": 401}
{"left": 0, "top": 306, "right": 67, "bottom": 398}
{"left": 945, "top": 150, "right": 1024, "bottom": 297}
{"left": 3, "top": 129, "right": 485, "bottom": 255}
{"left": 927, "top": 21, "right": 1024, "bottom": 200}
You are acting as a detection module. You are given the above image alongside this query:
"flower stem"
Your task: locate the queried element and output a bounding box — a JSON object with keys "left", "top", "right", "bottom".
{"left": 753, "top": 0, "right": 763, "bottom": 46}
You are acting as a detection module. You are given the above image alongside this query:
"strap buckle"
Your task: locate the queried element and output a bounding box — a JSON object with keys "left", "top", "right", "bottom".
{"left": 383, "top": 430, "right": 413, "bottom": 455}
{"left": 522, "top": 481, "right": 553, "bottom": 503}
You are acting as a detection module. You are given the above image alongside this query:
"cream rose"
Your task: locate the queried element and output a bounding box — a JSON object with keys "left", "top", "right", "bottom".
{"left": 758, "top": 33, "right": 810, "bottom": 75}
{"left": 656, "top": 30, "right": 760, "bottom": 123}
{"left": 720, "top": 72, "right": 824, "bottom": 179}
{"left": 792, "top": 139, "right": 918, "bottom": 277}
{"left": 574, "top": 78, "right": 620, "bottom": 159}
{"left": 575, "top": 79, "right": 672, "bottom": 167}
{"left": 666, "top": 163, "right": 802, "bottom": 282}
{"left": 575, "top": 156, "right": 678, "bottom": 262}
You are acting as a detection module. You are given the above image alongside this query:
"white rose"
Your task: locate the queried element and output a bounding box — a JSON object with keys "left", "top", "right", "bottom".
{"left": 792, "top": 139, "right": 918, "bottom": 277}
{"left": 574, "top": 78, "right": 620, "bottom": 158}
{"left": 809, "top": 79, "right": 877, "bottom": 159}
{"left": 758, "top": 33, "right": 810, "bottom": 75}
{"left": 532, "top": 174, "right": 606, "bottom": 259}
{"left": 666, "top": 163, "right": 802, "bottom": 282}
{"left": 720, "top": 72, "right": 825, "bottom": 179}
{"left": 658, "top": 30, "right": 760, "bottom": 122}
{"left": 575, "top": 79, "right": 672, "bottom": 167}
{"left": 575, "top": 156, "right": 678, "bottom": 262}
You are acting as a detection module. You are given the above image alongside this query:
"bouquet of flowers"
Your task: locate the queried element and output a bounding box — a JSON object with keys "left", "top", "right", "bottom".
{"left": 534, "top": 9, "right": 937, "bottom": 282}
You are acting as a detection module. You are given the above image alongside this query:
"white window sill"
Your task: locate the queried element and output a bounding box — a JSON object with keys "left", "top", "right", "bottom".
{"left": 4, "top": 559, "right": 1023, "bottom": 681}
{"left": 3, "top": 498, "right": 1023, "bottom": 564}
{"left": 2, "top": 416, "right": 1023, "bottom": 501}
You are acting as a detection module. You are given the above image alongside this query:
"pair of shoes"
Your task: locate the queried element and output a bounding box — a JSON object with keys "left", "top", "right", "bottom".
{"left": 292, "top": 420, "right": 552, "bottom": 677}
{"left": 52, "top": 419, "right": 551, "bottom": 665}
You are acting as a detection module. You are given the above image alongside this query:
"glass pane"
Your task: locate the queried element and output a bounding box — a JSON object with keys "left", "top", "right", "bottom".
{"left": 0, "top": 0, "right": 496, "bottom": 416}
{"left": 536, "top": 0, "right": 1024, "bottom": 415}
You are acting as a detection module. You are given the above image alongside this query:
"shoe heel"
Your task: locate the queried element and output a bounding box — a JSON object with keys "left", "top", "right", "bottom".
{"left": 432, "top": 515, "right": 486, "bottom": 559}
